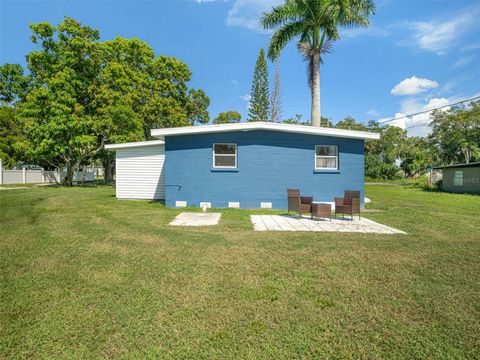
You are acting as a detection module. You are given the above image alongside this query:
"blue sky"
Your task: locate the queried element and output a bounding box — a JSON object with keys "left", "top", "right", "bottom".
{"left": 1, "top": 0, "right": 479, "bottom": 136}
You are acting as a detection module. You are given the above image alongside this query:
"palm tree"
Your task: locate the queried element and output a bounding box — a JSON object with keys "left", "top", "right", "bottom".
{"left": 261, "top": 0, "right": 375, "bottom": 127}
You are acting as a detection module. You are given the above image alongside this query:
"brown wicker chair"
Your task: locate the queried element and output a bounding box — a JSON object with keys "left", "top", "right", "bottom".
{"left": 287, "top": 189, "right": 313, "bottom": 216}
{"left": 335, "top": 190, "right": 361, "bottom": 220}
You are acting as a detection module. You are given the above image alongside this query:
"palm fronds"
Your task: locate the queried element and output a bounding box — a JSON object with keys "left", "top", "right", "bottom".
{"left": 261, "top": 0, "right": 375, "bottom": 124}
{"left": 267, "top": 21, "right": 306, "bottom": 60}
{"left": 262, "top": 0, "right": 375, "bottom": 58}
{"left": 298, "top": 36, "right": 333, "bottom": 88}
{"left": 260, "top": 0, "right": 298, "bottom": 30}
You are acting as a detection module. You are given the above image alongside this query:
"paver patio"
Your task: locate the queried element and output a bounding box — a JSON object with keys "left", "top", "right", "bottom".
{"left": 251, "top": 215, "right": 406, "bottom": 234}
{"left": 170, "top": 212, "right": 222, "bottom": 226}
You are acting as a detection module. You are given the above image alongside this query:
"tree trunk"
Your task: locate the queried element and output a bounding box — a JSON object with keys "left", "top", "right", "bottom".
{"left": 463, "top": 148, "right": 470, "bottom": 164}
{"left": 64, "top": 162, "right": 74, "bottom": 187}
{"left": 102, "top": 156, "right": 114, "bottom": 183}
{"left": 81, "top": 165, "right": 86, "bottom": 186}
{"left": 311, "top": 53, "right": 321, "bottom": 127}
{"left": 104, "top": 166, "right": 113, "bottom": 183}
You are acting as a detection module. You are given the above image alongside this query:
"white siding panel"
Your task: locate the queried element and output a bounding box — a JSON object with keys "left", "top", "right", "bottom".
{"left": 115, "top": 145, "right": 165, "bottom": 200}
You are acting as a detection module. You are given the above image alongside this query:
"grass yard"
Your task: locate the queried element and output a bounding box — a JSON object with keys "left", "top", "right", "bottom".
{"left": 1, "top": 184, "right": 479, "bottom": 359}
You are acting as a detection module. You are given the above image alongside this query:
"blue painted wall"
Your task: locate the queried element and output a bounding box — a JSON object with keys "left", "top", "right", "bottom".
{"left": 164, "top": 130, "right": 365, "bottom": 209}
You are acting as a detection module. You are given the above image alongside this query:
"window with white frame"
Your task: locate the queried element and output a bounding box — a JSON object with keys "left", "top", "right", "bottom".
{"left": 315, "top": 145, "right": 338, "bottom": 170}
{"left": 453, "top": 170, "right": 463, "bottom": 186}
{"left": 213, "top": 143, "right": 237, "bottom": 168}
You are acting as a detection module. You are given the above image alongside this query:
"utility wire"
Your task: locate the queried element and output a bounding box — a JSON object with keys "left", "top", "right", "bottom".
{"left": 377, "top": 82, "right": 480, "bottom": 125}
{"left": 378, "top": 95, "right": 480, "bottom": 124}
{"left": 436, "top": 61, "right": 480, "bottom": 83}
{"left": 405, "top": 121, "right": 432, "bottom": 130}
{"left": 404, "top": 96, "right": 480, "bottom": 130}
{"left": 336, "top": 61, "right": 480, "bottom": 119}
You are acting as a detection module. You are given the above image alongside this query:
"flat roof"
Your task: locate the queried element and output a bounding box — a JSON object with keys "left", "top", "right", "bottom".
{"left": 150, "top": 122, "right": 380, "bottom": 141}
{"left": 433, "top": 162, "right": 480, "bottom": 170}
{"left": 104, "top": 140, "right": 165, "bottom": 150}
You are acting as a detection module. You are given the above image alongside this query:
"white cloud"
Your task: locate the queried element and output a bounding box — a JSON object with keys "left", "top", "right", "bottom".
{"left": 231, "top": 80, "right": 238, "bottom": 86}
{"left": 391, "top": 76, "right": 438, "bottom": 96}
{"left": 407, "top": 21, "right": 458, "bottom": 54}
{"left": 381, "top": 112, "right": 407, "bottom": 130}
{"left": 384, "top": 91, "right": 480, "bottom": 137}
{"left": 240, "top": 94, "right": 251, "bottom": 109}
{"left": 226, "top": 0, "right": 282, "bottom": 31}
{"left": 401, "top": 6, "right": 480, "bottom": 54}
{"left": 382, "top": 97, "right": 450, "bottom": 137}
{"left": 404, "top": 98, "right": 450, "bottom": 137}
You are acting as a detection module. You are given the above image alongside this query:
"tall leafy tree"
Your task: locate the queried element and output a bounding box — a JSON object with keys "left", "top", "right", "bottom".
{"left": 141, "top": 54, "right": 210, "bottom": 130}
{"left": 90, "top": 37, "right": 148, "bottom": 181}
{"left": 0, "top": 107, "right": 25, "bottom": 167}
{"left": 261, "top": 0, "right": 375, "bottom": 126}
{"left": 364, "top": 121, "right": 405, "bottom": 180}
{"left": 0, "top": 64, "right": 29, "bottom": 168}
{"left": 185, "top": 88, "right": 210, "bottom": 126}
{"left": 321, "top": 117, "right": 333, "bottom": 127}
{"left": 213, "top": 111, "right": 241, "bottom": 124}
{"left": 282, "top": 114, "right": 332, "bottom": 126}
{"left": 429, "top": 102, "right": 480, "bottom": 164}
{"left": 248, "top": 48, "right": 269, "bottom": 122}
{"left": 333, "top": 116, "right": 431, "bottom": 179}
{"left": 335, "top": 116, "right": 367, "bottom": 131}
{"left": 270, "top": 60, "right": 282, "bottom": 122}
{"left": 0, "top": 64, "right": 30, "bottom": 104}
{"left": 95, "top": 38, "right": 210, "bottom": 180}
{"left": 283, "top": 113, "right": 305, "bottom": 124}
{"left": 9, "top": 17, "right": 210, "bottom": 184}
{"left": 18, "top": 18, "right": 102, "bottom": 185}
{"left": 93, "top": 38, "right": 210, "bottom": 181}
{"left": 399, "top": 137, "right": 433, "bottom": 178}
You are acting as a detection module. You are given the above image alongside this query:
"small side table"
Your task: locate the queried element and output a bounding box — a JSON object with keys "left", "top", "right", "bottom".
{"left": 311, "top": 203, "right": 332, "bottom": 221}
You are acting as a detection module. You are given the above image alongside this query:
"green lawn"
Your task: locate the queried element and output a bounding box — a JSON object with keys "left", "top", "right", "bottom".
{"left": 1, "top": 185, "right": 479, "bottom": 359}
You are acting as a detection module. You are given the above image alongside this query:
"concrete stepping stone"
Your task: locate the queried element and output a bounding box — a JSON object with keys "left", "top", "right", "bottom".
{"left": 170, "top": 212, "right": 222, "bottom": 226}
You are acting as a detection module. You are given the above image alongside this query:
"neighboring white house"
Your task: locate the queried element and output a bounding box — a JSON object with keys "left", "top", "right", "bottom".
{"left": 104, "top": 140, "right": 165, "bottom": 200}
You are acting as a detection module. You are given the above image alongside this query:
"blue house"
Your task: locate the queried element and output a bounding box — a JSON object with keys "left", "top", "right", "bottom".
{"left": 106, "top": 122, "right": 379, "bottom": 209}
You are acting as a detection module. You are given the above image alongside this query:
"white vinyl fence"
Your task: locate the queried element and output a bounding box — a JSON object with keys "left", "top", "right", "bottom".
{"left": 0, "top": 160, "right": 94, "bottom": 185}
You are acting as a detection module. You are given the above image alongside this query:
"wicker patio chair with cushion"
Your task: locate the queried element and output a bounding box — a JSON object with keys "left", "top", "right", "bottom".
{"left": 335, "top": 190, "right": 361, "bottom": 220}
{"left": 287, "top": 189, "right": 313, "bottom": 216}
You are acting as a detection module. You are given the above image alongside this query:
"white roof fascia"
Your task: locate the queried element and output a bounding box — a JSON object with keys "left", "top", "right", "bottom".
{"left": 104, "top": 140, "right": 165, "bottom": 150}
{"left": 150, "top": 122, "right": 380, "bottom": 141}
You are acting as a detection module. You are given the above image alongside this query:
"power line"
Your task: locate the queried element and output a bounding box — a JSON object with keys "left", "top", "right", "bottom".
{"left": 335, "top": 61, "right": 480, "bottom": 119}
{"left": 378, "top": 95, "right": 480, "bottom": 124}
{"left": 437, "top": 61, "right": 480, "bottom": 83}
{"left": 444, "top": 82, "right": 480, "bottom": 98}
{"left": 405, "top": 121, "right": 431, "bottom": 130}
{"left": 377, "top": 83, "right": 480, "bottom": 125}
{"left": 398, "top": 94, "right": 480, "bottom": 130}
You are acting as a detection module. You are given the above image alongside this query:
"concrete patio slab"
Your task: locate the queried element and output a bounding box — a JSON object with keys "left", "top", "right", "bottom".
{"left": 170, "top": 212, "right": 222, "bottom": 226}
{"left": 251, "top": 215, "right": 405, "bottom": 234}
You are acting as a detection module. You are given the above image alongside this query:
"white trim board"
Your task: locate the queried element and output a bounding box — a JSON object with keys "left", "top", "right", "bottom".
{"left": 151, "top": 122, "right": 380, "bottom": 141}
{"left": 105, "top": 140, "right": 165, "bottom": 150}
